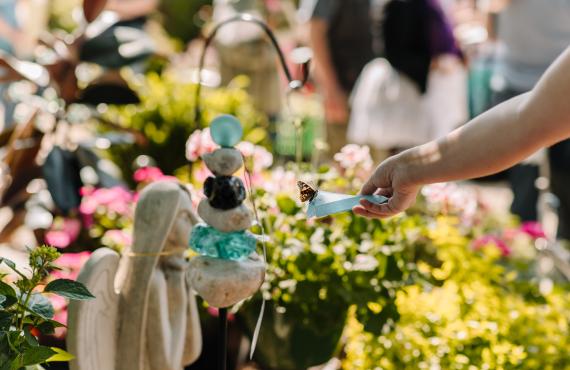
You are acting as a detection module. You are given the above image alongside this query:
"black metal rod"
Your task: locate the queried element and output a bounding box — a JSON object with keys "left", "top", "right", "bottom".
{"left": 218, "top": 307, "right": 228, "bottom": 370}
{"left": 194, "top": 14, "right": 310, "bottom": 123}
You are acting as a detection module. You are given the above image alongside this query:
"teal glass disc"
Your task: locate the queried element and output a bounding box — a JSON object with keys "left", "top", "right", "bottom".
{"left": 210, "top": 114, "right": 243, "bottom": 147}
{"left": 189, "top": 223, "right": 256, "bottom": 260}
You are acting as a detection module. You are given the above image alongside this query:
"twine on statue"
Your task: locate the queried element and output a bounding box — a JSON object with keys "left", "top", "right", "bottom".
{"left": 126, "top": 248, "right": 188, "bottom": 257}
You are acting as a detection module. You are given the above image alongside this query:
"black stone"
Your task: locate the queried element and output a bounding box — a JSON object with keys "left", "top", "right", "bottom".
{"left": 203, "top": 176, "right": 246, "bottom": 210}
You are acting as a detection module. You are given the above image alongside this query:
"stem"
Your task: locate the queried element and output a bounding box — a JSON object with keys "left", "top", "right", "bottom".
{"left": 218, "top": 308, "right": 228, "bottom": 370}
{"left": 18, "top": 287, "right": 34, "bottom": 331}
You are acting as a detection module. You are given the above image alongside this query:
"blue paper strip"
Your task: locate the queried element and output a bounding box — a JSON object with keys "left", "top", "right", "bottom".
{"left": 306, "top": 191, "right": 388, "bottom": 218}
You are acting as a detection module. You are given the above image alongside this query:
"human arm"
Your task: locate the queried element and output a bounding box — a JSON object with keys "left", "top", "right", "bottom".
{"left": 105, "top": 0, "right": 158, "bottom": 20}
{"left": 308, "top": 1, "right": 348, "bottom": 124}
{"left": 355, "top": 46, "right": 570, "bottom": 218}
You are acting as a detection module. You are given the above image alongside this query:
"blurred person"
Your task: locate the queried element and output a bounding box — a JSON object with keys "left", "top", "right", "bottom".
{"left": 306, "top": 0, "right": 463, "bottom": 158}
{"left": 304, "top": 0, "right": 375, "bottom": 156}
{"left": 354, "top": 47, "right": 570, "bottom": 224}
{"left": 488, "top": 0, "right": 570, "bottom": 227}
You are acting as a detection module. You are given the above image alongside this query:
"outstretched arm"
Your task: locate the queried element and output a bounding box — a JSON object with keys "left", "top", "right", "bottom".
{"left": 355, "top": 46, "right": 570, "bottom": 218}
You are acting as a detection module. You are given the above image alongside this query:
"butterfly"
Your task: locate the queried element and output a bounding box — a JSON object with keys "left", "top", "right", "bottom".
{"left": 297, "top": 181, "right": 318, "bottom": 203}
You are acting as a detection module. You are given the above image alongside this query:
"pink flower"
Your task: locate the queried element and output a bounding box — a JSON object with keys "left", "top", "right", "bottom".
{"left": 263, "top": 167, "right": 297, "bottom": 194}
{"left": 45, "top": 218, "right": 82, "bottom": 248}
{"left": 52, "top": 252, "right": 91, "bottom": 281}
{"left": 334, "top": 144, "right": 373, "bottom": 171}
{"left": 133, "top": 167, "right": 164, "bottom": 183}
{"left": 45, "top": 231, "right": 72, "bottom": 248}
{"left": 193, "top": 162, "right": 213, "bottom": 184}
{"left": 52, "top": 309, "right": 68, "bottom": 338}
{"left": 54, "top": 251, "right": 91, "bottom": 271}
{"left": 133, "top": 167, "right": 179, "bottom": 184}
{"left": 520, "top": 221, "right": 546, "bottom": 239}
{"left": 185, "top": 128, "right": 218, "bottom": 162}
{"left": 472, "top": 235, "right": 511, "bottom": 257}
{"left": 79, "top": 187, "right": 134, "bottom": 216}
{"left": 237, "top": 142, "right": 273, "bottom": 173}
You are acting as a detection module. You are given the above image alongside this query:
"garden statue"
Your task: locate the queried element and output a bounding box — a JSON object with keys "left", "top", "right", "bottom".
{"left": 67, "top": 181, "right": 202, "bottom": 370}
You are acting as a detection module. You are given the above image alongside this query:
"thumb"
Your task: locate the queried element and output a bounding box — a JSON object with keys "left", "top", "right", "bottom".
{"left": 359, "top": 177, "right": 378, "bottom": 195}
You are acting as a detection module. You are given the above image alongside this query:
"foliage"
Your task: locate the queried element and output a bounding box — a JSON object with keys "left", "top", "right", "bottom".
{"left": 158, "top": 0, "right": 212, "bottom": 44}
{"left": 342, "top": 216, "right": 570, "bottom": 369}
{"left": 103, "top": 73, "right": 268, "bottom": 183}
{"left": 0, "top": 246, "right": 94, "bottom": 369}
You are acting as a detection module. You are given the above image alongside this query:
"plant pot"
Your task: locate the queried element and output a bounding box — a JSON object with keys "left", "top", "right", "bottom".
{"left": 238, "top": 300, "right": 348, "bottom": 370}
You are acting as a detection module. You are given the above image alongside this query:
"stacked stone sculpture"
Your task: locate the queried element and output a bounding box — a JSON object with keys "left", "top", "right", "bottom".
{"left": 188, "top": 115, "right": 265, "bottom": 309}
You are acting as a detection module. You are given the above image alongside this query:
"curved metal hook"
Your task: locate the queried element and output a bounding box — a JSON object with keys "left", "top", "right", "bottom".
{"left": 194, "top": 14, "right": 311, "bottom": 123}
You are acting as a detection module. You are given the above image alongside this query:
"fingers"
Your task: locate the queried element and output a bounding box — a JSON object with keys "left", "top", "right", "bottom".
{"left": 359, "top": 180, "right": 377, "bottom": 195}
{"left": 376, "top": 187, "right": 393, "bottom": 197}
{"left": 354, "top": 190, "right": 416, "bottom": 219}
{"left": 352, "top": 205, "right": 382, "bottom": 218}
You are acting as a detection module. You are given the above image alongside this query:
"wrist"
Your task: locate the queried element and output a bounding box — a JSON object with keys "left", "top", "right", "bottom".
{"left": 392, "top": 148, "right": 427, "bottom": 188}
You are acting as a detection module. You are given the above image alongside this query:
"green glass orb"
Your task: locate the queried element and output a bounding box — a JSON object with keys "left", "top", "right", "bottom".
{"left": 210, "top": 115, "right": 243, "bottom": 147}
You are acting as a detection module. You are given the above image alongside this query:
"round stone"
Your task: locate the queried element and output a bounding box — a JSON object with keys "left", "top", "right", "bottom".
{"left": 202, "top": 148, "right": 243, "bottom": 176}
{"left": 203, "top": 176, "right": 246, "bottom": 210}
{"left": 197, "top": 199, "right": 253, "bottom": 232}
{"left": 188, "top": 252, "right": 265, "bottom": 308}
{"left": 210, "top": 115, "right": 243, "bottom": 147}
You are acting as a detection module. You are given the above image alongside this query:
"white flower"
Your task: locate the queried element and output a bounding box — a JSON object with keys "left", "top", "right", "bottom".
{"left": 352, "top": 254, "right": 379, "bottom": 271}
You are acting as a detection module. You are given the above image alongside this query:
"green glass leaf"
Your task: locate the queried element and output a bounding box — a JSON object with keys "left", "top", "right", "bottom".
{"left": 27, "top": 293, "right": 54, "bottom": 320}
{"left": 44, "top": 279, "right": 95, "bottom": 300}
{"left": 21, "top": 346, "right": 56, "bottom": 366}
{"left": 47, "top": 347, "right": 75, "bottom": 362}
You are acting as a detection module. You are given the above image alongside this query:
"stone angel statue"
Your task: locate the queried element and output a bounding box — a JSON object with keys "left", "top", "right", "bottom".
{"left": 67, "top": 181, "right": 202, "bottom": 370}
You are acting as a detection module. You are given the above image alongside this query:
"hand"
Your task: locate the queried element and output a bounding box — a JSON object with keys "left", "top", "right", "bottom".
{"left": 353, "top": 154, "right": 421, "bottom": 218}
{"left": 324, "top": 88, "right": 349, "bottom": 124}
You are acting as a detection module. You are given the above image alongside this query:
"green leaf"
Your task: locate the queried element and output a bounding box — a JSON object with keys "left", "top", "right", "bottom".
{"left": 44, "top": 279, "right": 95, "bottom": 300}
{"left": 36, "top": 321, "right": 55, "bottom": 335}
{"left": 0, "top": 257, "right": 16, "bottom": 270}
{"left": 0, "top": 295, "right": 5, "bottom": 306}
{"left": 276, "top": 195, "right": 299, "bottom": 216}
{"left": 24, "top": 326, "right": 39, "bottom": 347}
{"left": 27, "top": 293, "right": 54, "bottom": 320}
{"left": 47, "top": 347, "right": 75, "bottom": 362}
{"left": 0, "top": 311, "right": 12, "bottom": 330}
{"left": 0, "top": 281, "right": 16, "bottom": 298}
{"left": 21, "top": 346, "right": 56, "bottom": 366}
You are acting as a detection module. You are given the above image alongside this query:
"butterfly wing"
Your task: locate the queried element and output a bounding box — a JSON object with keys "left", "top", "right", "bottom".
{"left": 297, "top": 181, "right": 318, "bottom": 203}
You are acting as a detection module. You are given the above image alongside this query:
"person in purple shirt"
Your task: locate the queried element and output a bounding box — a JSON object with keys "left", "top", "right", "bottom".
{"left": 305, "top": 0, "right": 461, "bottom": 156}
